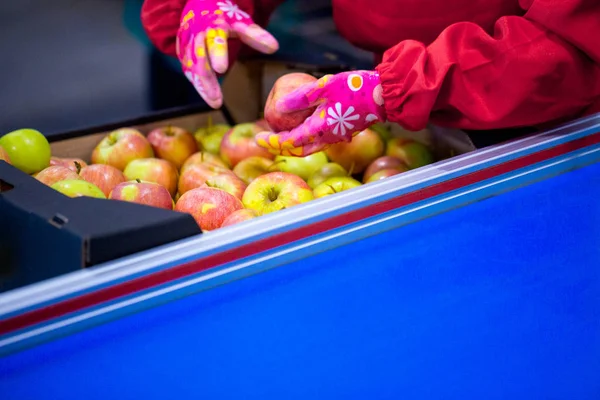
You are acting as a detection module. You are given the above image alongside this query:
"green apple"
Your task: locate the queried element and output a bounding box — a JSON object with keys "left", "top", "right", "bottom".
{"left": 313, "top": 177, "right": 362, "bottom": 199}
{"left": 0, "top": 128, "right": 51, "bottom": 174}
{"left": 307, "top": 163, "right": 348, "bottom": 189}
{"left": 370, "top": 123, "right": 393, "bottom": 142}
{"left": 386, "top": 138, "right": 434, "bottom": 169}
{"left": 274, "top": 151, "right": 328, "bottom": 181}
{"left": 194, "top": 120, "right": 231, "bottom": 155}
{"left": 51, "top": 179, "right": 106, "bottom": 199}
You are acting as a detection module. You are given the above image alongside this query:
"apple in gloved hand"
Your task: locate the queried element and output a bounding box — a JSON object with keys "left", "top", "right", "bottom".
{"left": 109, "top": 179, "right": 173, "bottom": 210}
{"left": 0, "top": 128, "right": 51, "bottom": 174}
{"left": 123, "top": 158, "right": 179, "bottom": 197}
{"left": 147, "top": 125, "right": 198, "bottom": 169}
{"left": 242, "top": 172, "right": 313, "bottom": 215}
{"left": 175, "top": 187, "right": 244, "bottom": 231}
{"left": 274, "top": 151, "right": 328, "bottom": 181}
{"left": 51, "top": 179, "right": 106, "bottom": 199}
{"left": 313, "top": 177, "right": 362, "bottom": 199}
{"left": 220, "top": 122, "right": 274, "bottom": 167}
{"left": 264, "top": 73, "right": 318, "bottom": 132}
{"left": 92, "top": 128, "right": 154, "bottom": 171}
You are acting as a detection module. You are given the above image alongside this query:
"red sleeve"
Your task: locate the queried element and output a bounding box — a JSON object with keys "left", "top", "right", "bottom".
{"left": 141, "top": 0, "right": 285, "bottom": 58}
{"left": 375, "top": 0, "right": 600, "bottom": 132}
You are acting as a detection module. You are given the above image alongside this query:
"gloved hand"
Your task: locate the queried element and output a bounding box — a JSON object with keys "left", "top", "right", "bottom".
{"left": 177, "top": 0, "right": 279, "bottom": 108}
{"left": 256, "top": 70, "right": 387, "bottom": 156}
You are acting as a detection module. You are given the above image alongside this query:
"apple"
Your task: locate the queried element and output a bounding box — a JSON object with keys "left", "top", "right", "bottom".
{"left": 264, "top": 72, "right": 318, "bottom": 132}
{"left": 80, "top": 164, "right": 126, "bottom": 197}
{"left": 175, "top": 187, "right": 243, "bottom": 231}
{"left": 365, "top": 168, "right": 403, "bottom": 183}
{"left": 51, "top": 179, "right": 106, "bottom": 199}
{"left": 36, "top": 165, "right": 82, "bottom": 186}
{"left": 0, "top": 145, "right": 11, "bottom": 164}
{"left": 109, "top": 179, "right": 173, "bottom": 210}
{"left": 181, "top": 151, "right": 228, "bottom": 172}
{"left": 370, "top": 123, "right": 393, "bottom": 142}
{"left": 386, "top": 138, "right": 434, "bottom": 169}
{"left": 307, "top": 162, "right": 348, "bottom": 189}
{"left": 221, "top": 209, "right": 258, "bottom": 228}
{"left": 147, "top": 125, "right": 198, "bottom": 169}
{"left": 325, "top": 128, "right": 384, "bottom": 174}
{"left": 203, "top": 173, "right": 247, "bottom": 200}
{"left": 274, "top": 151, "right": 328, "bottom": 181}
{"left": 178, "top": 162, "right": 232, "bottom": 196}
{"left": 363, "top": 156, "right": 409, "bottom": 183}
{"left": 254, "top": 118, "right": 271, "bottom": 131}
{"left": 0, "top": 128, "right": 51, "bottom": 174}
{"left": 91, "top": 128, "right": 154, "bottom": 171}
{"left": 123, "top": 158, "right": 179, "bottom": 197}
{"left": 193, "top": 118, "right": 230, "bottom": 155}
{"left": 242, "top": 172, "right": 314, "bottom": 215}
{"left": 313, "top": 176, "right": 362, "bottom": 199}
{"left": 233, "top": 156, "right": 280, "bottom": 184}
{"left": 219, "top": 122, "right": 274, "bottom": 167}
{"left": 50, "top": 157, "right": 88, "bottom": 172}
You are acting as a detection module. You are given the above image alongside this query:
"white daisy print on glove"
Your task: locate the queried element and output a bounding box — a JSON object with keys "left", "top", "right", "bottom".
{"left": 326, "top": 102, "right": 360, "bottom": 136}
{"left": 217, "top": 0, "right": 249, "bottom": 20}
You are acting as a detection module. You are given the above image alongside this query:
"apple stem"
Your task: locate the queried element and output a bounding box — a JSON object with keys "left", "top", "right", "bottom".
{"left": 207, "top": 115, "right": 213, "bottom": 130}
{"left": 74, "top": 161, "right": 82, "bottom": 174}
{"left": 348, "top": 162, "right": 356, "bottom": 176}
{"left": 136, "top": 179, "right": 141, "bottom": 183}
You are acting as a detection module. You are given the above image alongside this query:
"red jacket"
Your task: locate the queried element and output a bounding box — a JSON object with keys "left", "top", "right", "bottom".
{"left": 142, "top": 0, "right": 600, "bottom": 132}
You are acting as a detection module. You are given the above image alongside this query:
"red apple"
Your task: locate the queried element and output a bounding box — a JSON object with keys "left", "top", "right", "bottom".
{"left": 386, "top": 138, "right": 434, "bottom": 169}
{"left": 181, "top": 151, "right": 228, "bottom": 172}
{"left": 264, "top": 73, "right": 318, "bottom": 132}
{"left": 363, "top": 156, "right": 409, "bottom": 183}
{"left": 203, "top": 173, "right": 247, "bottom": 200}
{"left": 175, "top": 187, "right": 243, "bottom": 231}
{"left": 178, "top": 162, "right": 232, "bottom": 196}
{"left": 255, "top": 118, "right": 271, "bottom": 131}
{"left": 219, "top": 123, "right": 274, "bottom": 167}
{"left": 123, "top": 158, "right": 179, "bottom": 197}
{"left": 325, "top": 128, "right": 384, "bottom": 174}
{"left": 35, "top": 165, "right": 82, "bottom": 186}
{"left": 242, "top": 172, "right": 314, "bottom": 215}
{"left": 80, "top": 164, "right": 126, "bottom": 197}
{"left": 50, "top": 157, "right": 88, "bottom": 172}
{"left": 365, "top": 168, "right": 403, "bottom": 183}
{"left": 109, "top": 180, "right": 173, "bottom": 210}
{"left": 232, "top": 156, "right": 280, "bottom": 184}
{"left": 0, "top": 145, "right": 10, "bottom": 164}
{"left": 91, "top": 128, "right": 154, "bottom": 171}
{"left": 221, "top": 209, "right": 258, "bottom": 228}
{"left": 147, "top": 125, "right": 198, "bottom": 169}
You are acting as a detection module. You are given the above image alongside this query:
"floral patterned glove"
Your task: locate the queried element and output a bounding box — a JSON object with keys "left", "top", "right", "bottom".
{"left": 177, "top": 0, "right": 279, "bottom": 108}
{"left": 256, "top": 70, "right": 386, "bottom": 156}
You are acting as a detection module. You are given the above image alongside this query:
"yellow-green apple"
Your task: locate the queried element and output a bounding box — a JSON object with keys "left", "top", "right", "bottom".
{"left": 194, "top": 119, "right": 230, "bottom": 155}
{"left": 232, "top": 156, "right": 280, "bottom": 184}
{"left": 307, "top": 162, "right": 347, "bottom": 189}
{"left": 386, "top": 138, "right": 434, "bottom": 169}
{"left": 0, "top": 128, "right": 51, "bottom": 174}
{"left": 91, "top": 128, "right": 154, "bottom": 171}
{"left": 363, "top": 156, "right": 409, "bottom": 183}
{"left": 181, "top": 151, "right": 228, "bottom": 172}
{"left": 370, "top": 123, "right": 393, "bottom": 141}
{"left": 325, "top": 128, "right": 384, "bottom": 174}
{"left": 0, "top": 145, "right": 11, "bottom": 164}
{"left": 147, "top": 125, "right": 198, "bottom": 169}
{"left": 178, "top": 162, "right": 232, "bottom": 196}
{"left": 36, "top": 165, "right": 82, "bottom": 186}
{"left": 274, "top": 151, "right": 328, "bottom": 181}
{"left": 242, "top": 172, "right": 313, "bottom": 215}
{"left": 175, "top": 187, "right": 243, "bottom": 231}
{"left": 219, "top": 122, "right": 274, "bottom": 167}
{"left": 264, "top": 72, "right": 318, "bottom": 132}
{"left": 313, "top": 177, "right": 362, "bottom": 199}
{"left": 51, "top": 179, "right": 106, "bottom": 199}
{"left": 123, "top": 158, "right": 178, "bottom": 197}
{"left": 50, "top": 157, "right": 88, "bottom": 172}
{"left": 80, "top": 164, "right": 126, "bottom": 197}
{"left": 221, "top": 209, "right": 258, "bottom": 228}
{"left": 109, "top": 180, "right": 173, "bottom": 210}
{"left": 366, "top": 168, "right": 403, "bottom": 183}
{"left": 203, "top": 173, "right": 247, "bottom": 200}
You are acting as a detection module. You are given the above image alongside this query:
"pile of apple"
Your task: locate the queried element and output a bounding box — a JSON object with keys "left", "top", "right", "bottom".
{"left": 0, "top": 74, "right": 434, "bottom": 233}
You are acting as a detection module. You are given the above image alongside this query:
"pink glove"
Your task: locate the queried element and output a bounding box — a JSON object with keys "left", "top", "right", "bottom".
{"left": 177, "top": 0, "right": 279, "bottom": 108}
{"left": 256, "top": 70, "right": 387, "bottom": 156}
